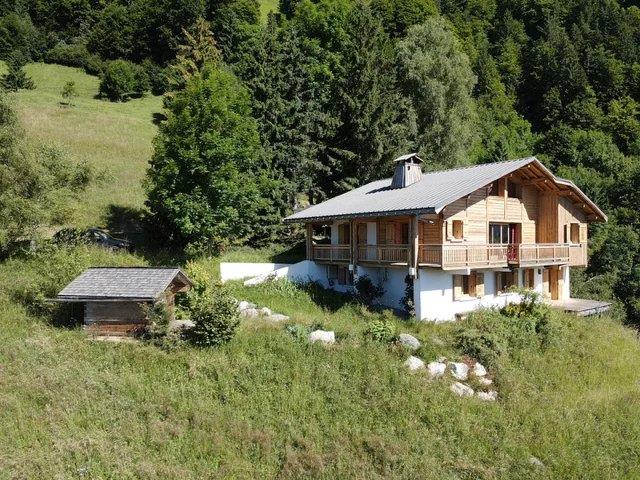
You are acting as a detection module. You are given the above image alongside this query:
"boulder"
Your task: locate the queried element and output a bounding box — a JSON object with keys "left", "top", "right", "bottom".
{"left": 448, "top": 362, "right": 469, "bottom": 381}
{"left": 427, "top": 361, "right": 446, "bottom": 378}
{"left": 398, "top": 333, "right": 421, "bottom": 350}
{"left": 477, "top": 377, "right": 493, "bottom": 386}
{"left": 240, "top": 308, "right": 259, "bottom": 318}
{"left": 309, "top": 330, "right": 335, "bottom": 345}
{"left": 476, "top": 390, "right": 498, "bottom": 401}
{"left": 472, "top": 362, "right": 487, "bottom": 377}
{"left": 259, "top": 307, "right": 272, "bottom": 316}
{"left": 168, "top": 319, "right": 195, "bottom": 332}
{"left": 404, "top": 356, "right": 425, "bottom": 371}
{"left": 237, "top": 301, "right": 256, "bottom": 311}
{"left": 266, "top": 314, "right": 290, "bottom": 322}
{"left": 450, "top": 382, "right": 474, "bottom": 397}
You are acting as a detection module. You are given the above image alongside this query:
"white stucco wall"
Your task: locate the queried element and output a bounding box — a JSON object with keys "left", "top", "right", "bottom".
{"left": 356, "top": 265, "right": 407, "bottom": 311}
{"left": 562, "top": 265, "right": 571, "bottom": 300}
{"left": 414, "top": 268, "right": 522, "bottom": 322}
{"left": 220, "top": 263, "right": 291, "bottom": 282}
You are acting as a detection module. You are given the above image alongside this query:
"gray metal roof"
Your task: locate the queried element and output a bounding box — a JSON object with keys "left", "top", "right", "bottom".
{"left": 284, "top": 156, "right": 607, "bottom": 223}
{"left": 285, "top": 157, "right": 537, "bottom": 223}
{"left": 57, "top": 267, "right": 192, "bottom": 301}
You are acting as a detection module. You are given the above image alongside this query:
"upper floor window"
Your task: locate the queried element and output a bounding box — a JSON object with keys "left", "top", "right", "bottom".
{"left": 400, "top": 223, "right": 409, "bottom": 244}
{"left": 338, "top": 223, "right": 350, "bottom": 244}
{"left": 570, "top": 223, "right": 580, "bottom": 243}
{"left": 489, "top": 223, "right": 510, "bottom": 244}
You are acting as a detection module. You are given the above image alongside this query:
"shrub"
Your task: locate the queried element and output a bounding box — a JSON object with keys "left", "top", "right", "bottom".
{"left": 1, "top": 52, "right": 34, "bottom": 91}
{"left": 354, "top": 275, "right": 385, "bottom": 305}
{"left": 99, "top": 59, "right": 149, "bottom": 101}
{"left": 44, "top": 42, "right": 104, "bottom": 74}
{"left": 286, "top": 323, "right": 311, "bottom": 341}
{"left": 454, "top": 293, "right": 566, "bottom": 367}
{"left": 141, "top": 302, "right": 184, "bottom": 349}
{"left": 402, "top": 275, "right": 415, "bottom": 317}
{"left": 188, "top": 288, "right": 240, "bottom": 347}
{"left": 365, "top": 315, "right": 396, "bottom": 343}
{"left": 61, "top": 81, "right": 77, "bottom": 106}
{"left": 142, "top": 58, "right": 169, "bottom": 95}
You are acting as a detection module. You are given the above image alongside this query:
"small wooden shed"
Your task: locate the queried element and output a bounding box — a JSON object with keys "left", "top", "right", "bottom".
{"left": 57, "top": 267, "right": 192, "bottom": 336}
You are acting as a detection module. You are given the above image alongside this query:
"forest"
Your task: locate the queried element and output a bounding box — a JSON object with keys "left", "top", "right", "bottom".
{"left": 1, "top": 0, "right": 640, "bottom": 325}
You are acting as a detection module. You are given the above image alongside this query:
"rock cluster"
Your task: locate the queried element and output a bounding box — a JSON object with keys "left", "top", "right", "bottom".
{"left": 237, "top": 300, "right": 290, "bottom": 322}
{"left": 403, "top": 353, "right": 498, "bottom": 401}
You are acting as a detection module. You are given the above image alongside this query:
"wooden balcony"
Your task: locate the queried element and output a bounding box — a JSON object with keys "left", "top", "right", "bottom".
{"left": 311, "top": 244, "right": 351, "bottom": 263}
{"left": 357, "top": 245, "right": 410, "bottom": 265}
{"left": 312, "top": 242, "right": 587, "bottom": 269}
{"left": 418, "top": 243, "right": 588, "bottom": 269}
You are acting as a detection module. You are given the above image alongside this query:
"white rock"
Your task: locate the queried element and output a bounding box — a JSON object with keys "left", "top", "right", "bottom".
{"left": 529, "top": 456, "right": 545, "bottom": 468}
{"left": 168, "top": 319, "right": 195, "bottom": 331}
{"left": 450, "top": 382, "right": 474, "bottom": 397}
{"left": 309, "top": 330, "right": 335, "bottom": 345}
{"left": 472, "top": 362, "right": 487, "bottom": 377}
{"left": 477, "top": 377, "right": 493, "bottom": 386}
{"left": 398, "top": 333, "right": 421, "bottom": 350}
{"left": 240, "top": 308, "right": 259, "bottom": 318}
{"left": 266, "top": 314, "right": 290, "bottom": 322}
{"left": 427, "top": 361, "right": 446, "bottom": 378}
{"left": 259, "top": 307, "right": 272, "bottom": 316}
{"left": 237, "top": 301, "right": 255, "bottom": 311}
{"left": 476, "top": 390, "right": 498, "bottom": 401}
{"left": 448, "top": 362, "right": 470, "bottom": 381}
{"left": 404, "top": 356, "right": 425, "bottom": 371}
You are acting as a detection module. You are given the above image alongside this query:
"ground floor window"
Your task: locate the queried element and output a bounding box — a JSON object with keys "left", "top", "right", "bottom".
{"left": 327, "top": 265, "right": 353, "bottom": 286}
{"left": 496, "top": 271, "right": 518, "bottom": 294}
{"left": 453, "top": 272, "right": 484, "bottom": 300}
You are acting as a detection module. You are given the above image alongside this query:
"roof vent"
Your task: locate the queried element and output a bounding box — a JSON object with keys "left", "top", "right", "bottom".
{"left": 391, "top": 153, "right": 423, "bottom": 189}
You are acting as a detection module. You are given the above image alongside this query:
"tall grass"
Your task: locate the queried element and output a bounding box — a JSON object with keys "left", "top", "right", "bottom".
{"left": 1, "top": 248, "right": 639, "bottom": 479}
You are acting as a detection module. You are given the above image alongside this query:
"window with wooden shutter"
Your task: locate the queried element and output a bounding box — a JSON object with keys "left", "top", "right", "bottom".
{"left": 570, "top": 223, "right": 580, "bottom": 244}
{"left": 452, "top": 220, "right": 463, "bottom": 240}
{"left": 338, "top": 223, "right": 350, "bottom": 244}
{"left": 378, "top": 221, "right": 387, "bottom": 245}
{"left": 523, "top": 269, "right": 534, "bottom": 289}
{"left": 454, "top": 273, "right": 481, "bottom": 299}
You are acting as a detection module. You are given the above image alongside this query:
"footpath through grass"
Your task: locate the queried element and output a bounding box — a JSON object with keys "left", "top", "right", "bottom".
{"left": 1, "top": 245, "right": 640, "bottom": 479}
{"left": 5, "top": 63, "right": 162, "bottom": 228}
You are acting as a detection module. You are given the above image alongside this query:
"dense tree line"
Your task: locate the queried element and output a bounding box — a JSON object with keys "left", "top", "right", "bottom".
{"left": 2, "top": 0, "right": 640, "bottom": 324}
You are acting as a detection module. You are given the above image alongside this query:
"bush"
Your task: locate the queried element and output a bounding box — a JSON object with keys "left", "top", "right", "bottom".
{"left": 44, "top": 42, "right": 104, "bottom": 74}
{"left": 402, "top": 275, "right": 415, "bottom": 317}
{"left": 142, "top": 59, "right": 168, "bottom": 95}
{"left": 141, "top": 302, "right": 184, "bottom": 349}
{"left": 365, "top": 315, "right": 396, "bottom": 343}
{"left": 1, "top": 52, "right": 34, "bottom": 91}
{"left": 99, "top": 59, "right": 149, "bottom": 101}
{"left": 454, "top": 293, "right": 566, "bottom": 367}
{"left": 354, "top": 275, "right": 385, "bottom": 305}
{"left": 188, "top": 288, "right": 240, "bottom": 347}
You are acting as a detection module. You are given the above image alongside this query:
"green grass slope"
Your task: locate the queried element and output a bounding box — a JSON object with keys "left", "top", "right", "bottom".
{"left": 1, "top": 247, "right": 639, "bottom": 479}
{"left": 6, "top": 63, "right": 162, "bottom": 227}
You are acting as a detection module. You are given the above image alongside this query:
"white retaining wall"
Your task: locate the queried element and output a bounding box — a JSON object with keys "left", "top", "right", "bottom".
{"left": 220, "top": 263, "right": 291, "bottom": 282}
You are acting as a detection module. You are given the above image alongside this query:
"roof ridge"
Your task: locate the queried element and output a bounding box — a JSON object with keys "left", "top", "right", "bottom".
{"left": 421, "top": 156, "right": 535, "bottom": 176}
{"left": 86, "top": 266, "right": 182, "bottom": 270}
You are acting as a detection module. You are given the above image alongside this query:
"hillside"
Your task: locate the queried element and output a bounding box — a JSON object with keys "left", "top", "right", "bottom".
{"left": 6, "top": 63, "right": 162, "bottom": 228}
{"left": 0, "top": 246, "right": 639, "bottom": 479}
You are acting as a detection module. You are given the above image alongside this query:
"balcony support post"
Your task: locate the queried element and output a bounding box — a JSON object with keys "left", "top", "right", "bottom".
{"left": 410, "top": 215, "right": 419, "bottom": 278}
{"left": 306, "top": 223, "right": 313, "bottom": 261}
{"left": 350, "top": 219, "right": 357, "bottom": 271}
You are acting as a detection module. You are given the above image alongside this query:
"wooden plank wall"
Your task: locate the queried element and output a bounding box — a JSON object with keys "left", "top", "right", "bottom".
{"left": 558, "top": 197, "right": 588, "bottom": 242}
{"left": 85, "top": 302, "right": 148, "bottom": 325}
{"left": 537, "top": 193, "right": 558, "bottom": 243}
{"left": 441, "top": 179, "right": 538, "bottom": 244}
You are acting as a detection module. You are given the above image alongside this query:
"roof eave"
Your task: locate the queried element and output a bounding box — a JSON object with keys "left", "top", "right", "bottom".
{"left": 283, "top": 207, "right": 438, "bottom": 224}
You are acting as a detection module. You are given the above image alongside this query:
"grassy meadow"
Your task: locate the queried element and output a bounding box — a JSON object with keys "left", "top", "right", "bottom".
{"left": 4, "top": 62, "right": 162, "bottom": 228}
{"left": 0, "top": 245, "right": 640, "bottom": 479}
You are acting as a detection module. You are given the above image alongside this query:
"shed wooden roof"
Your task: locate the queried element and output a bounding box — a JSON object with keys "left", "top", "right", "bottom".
{"left": 57, "top": 267, "right": 192, "bottom": 302}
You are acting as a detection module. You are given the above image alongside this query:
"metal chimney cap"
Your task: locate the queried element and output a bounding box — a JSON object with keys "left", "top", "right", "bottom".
{"left": 393, "top": 153, "right": 424, "bottom": 163}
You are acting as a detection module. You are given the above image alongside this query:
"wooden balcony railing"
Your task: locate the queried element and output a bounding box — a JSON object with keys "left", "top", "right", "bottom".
{"left": 419, "top": 244, "right": 509, "bottom": 268}
{"left": 312, "top": 243, "right": 588, "bottom": 268}
{"left": 418, "top": 243, "right": 588, "bottom": 269}
{"left": 311, "top": 244, "right": 351, "bottom": 262}
{"left": 357, "top": 244, "right": 410, "bottom": 264}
